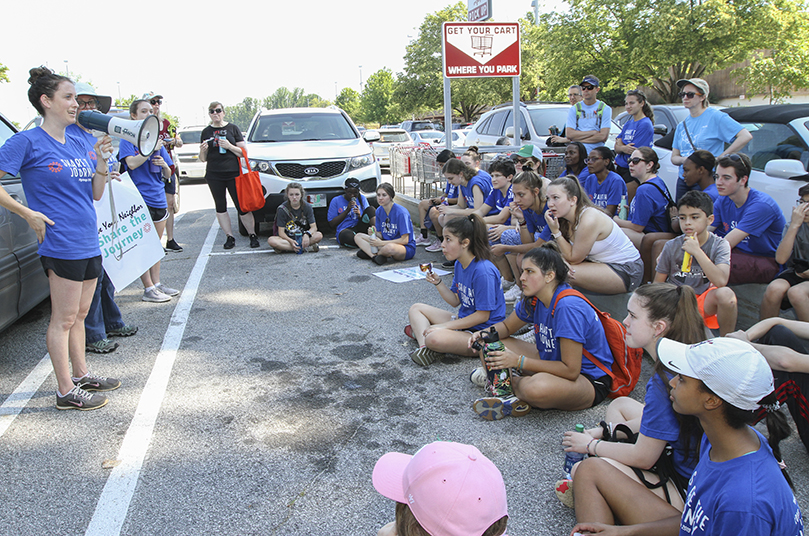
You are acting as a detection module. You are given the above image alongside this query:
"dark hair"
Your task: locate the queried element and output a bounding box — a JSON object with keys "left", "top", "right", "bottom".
{"left": 591, "top": 146, "right": 615, "bottom": 172}
{"left": 564, "top": 142, "right": 588, "bottom": 175}
{"left": 686, "top": 150, "right": 716, "bottom": 174}
{"left": 677, "top": 190, "right": 714, "bottom": 216}
{"left": 394, "top": 502, "right": 508, "bottom": 536}
{"left": 548, "top": 175, "right": 598, "bottom": 241}
{"left": 523, "top": 242, "right": 569, "bottom": 285}
{"left": 799, "top": 183, "right": 809, "bottom": 198}
{"left": 716, "top": 153, "right": 752, "bottom": 184}
{"left": 634, "top": 146, "right": 660, "bottom": 173}
{"left": 489, "top": 158, "right": 516, "bottom": 178}
{"left": 444, "top": 214, "right": 491, "bottom": 262}
{"left": 208, "top": 101, "right": 224, "bottom": 112}
{"left": 129, "top": 99, "right": 151, "bottom": 118}
{"left": 625, "top": 89, "right": 655, "bottom": 123}
{"left": 436, "top": 149, "right": 455, "bottom": 164}
{"left": 463, "top": 146, "right": 482, "bottom": 164}
{"left": 442, "top": 158, "right": 476, "bottom": 180}
{"left": 377, "top": 182, "right": 395, "bottom": 200}
{"left": 511, "top": 170, "right": 545, "bottom": 208}
{"left": 27, "top": 66, "right": 72, "bottom": 116}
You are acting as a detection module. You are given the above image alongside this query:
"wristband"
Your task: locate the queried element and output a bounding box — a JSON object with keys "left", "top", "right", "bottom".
{"left": 586, "top": 438, "right": 596, "bottom": 456}
{"left": 519, "top": 355, "right": 525, "bottom": 370}
{"left": 433, "top": 279, "right": 442, "bottom": 286}
{"left": 552, "top": 231, "right": 562, "bottom": 239}
{"left": 517, "top": 219, "right": 526, "bottom": 225}
{"left": 593, "top": 439, "right": 602, "bottom": 457}
{"left": 304, "top": 231, "right": 312, "bottom": 238}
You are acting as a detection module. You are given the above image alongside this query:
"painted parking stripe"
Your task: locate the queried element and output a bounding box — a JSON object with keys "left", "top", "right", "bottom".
{"left": 0, "top": 354, "right": 54, "bottom": 438}
{"left": 84, "top": 218, "right": 218, "bottom": 536}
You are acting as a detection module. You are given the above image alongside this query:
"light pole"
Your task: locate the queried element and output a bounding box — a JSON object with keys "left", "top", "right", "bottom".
{"left": 359, "top": 65, "right": 363, "bottom": 92}
{"left": 63, "top": 60, "right": 69, "bottom": 76}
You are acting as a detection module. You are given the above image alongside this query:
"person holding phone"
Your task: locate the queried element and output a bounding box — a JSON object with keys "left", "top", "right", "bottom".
{"left": 328, "top": 178, "right": 376, "bottom": 247}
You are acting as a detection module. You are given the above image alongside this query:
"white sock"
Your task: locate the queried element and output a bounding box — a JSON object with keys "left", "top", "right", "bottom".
{"left": 145, "top": 285, "right": 156, "bottom": 292}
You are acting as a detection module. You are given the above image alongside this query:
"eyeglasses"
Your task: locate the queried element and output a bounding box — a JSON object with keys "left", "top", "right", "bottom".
{"left": 580, "top": 85, "right": 596, "bottom": 91}
{"left": 516, "top": 158, "right": 528, "bottom": 164}
{"left": 584, "top": 156, "right": 602, "bottom": 163}
{"left": 567, "top": 93, "right": 581, "bottom": 98}
{"left": 209, "top": 108, "right": 223, "bottom": 114}
{"left": 150, "top": 99, "right": 162, "bottom": 105}
{"left": 628, "top": 157, "right": 647, "bottom": 165}
{"left": 678, "top": 91, "right": 702, "bottom": 99}
{"left": 77, "top": 98, "right": 98, "bottom": 109}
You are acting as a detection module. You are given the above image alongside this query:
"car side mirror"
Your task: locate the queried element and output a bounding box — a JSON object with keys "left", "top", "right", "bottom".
{"left": 765, "top": 159, "right": 808, "bottom": 180}
{"left": 363, "top": 130, "right": 381, "bottom": 142}
{"left": 653, "top": 124, "right": 668, "bottom": 136}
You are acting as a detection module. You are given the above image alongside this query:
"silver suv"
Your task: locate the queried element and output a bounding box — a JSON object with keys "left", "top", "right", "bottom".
{"left": 243, "top": 107, "right": 381, "bottom": 234}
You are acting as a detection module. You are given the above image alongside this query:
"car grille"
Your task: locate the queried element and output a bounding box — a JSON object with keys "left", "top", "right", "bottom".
{"left": 275, "top": 161, "right": 347, "bottom": 179}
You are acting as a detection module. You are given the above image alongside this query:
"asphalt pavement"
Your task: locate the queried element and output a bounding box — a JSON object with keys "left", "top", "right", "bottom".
{"left": 0, "top": 184, "right": 808, "bottom": 535}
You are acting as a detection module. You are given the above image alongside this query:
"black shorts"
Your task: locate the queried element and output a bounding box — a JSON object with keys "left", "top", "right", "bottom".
{"left": 40, "top": 255, "right": 103, "bottom": 282}
{"left": 148, "top": 206, "right": 169, "bottom": 223}
{"left": 615, "top": 165, "right": 637, "bottom": 184}
{"left": 775, "top": 268, "right": 809, "bottom": 287}
{"left": 164, "top": 174, "right": 177, "bottom": 195}
{"left": 584, "top": 373, "right": 612, "bottom": 407}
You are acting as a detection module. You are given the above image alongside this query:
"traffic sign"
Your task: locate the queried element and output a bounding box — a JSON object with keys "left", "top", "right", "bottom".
{"left": 468, "top": 0, "right": 492, "bottom": 21}
{"left": 443, "top": 22, "right": 521, "bottom": 78}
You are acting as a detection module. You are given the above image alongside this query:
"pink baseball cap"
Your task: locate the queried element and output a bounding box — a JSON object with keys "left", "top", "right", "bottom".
{"left": 372, "top": 441, "right": 508, "bottom": 536}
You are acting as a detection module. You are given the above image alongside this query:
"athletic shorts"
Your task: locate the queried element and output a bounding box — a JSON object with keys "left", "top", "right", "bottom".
{"left": 606, "top": 257, "right": 644, "bottom": 292}
{"left": 584, "top": 373, "right": 612, "bottom": 407}
{"left": 696, "top": 286, "right": 720, "bottom": 330}
{"left": 40, "top": 255, "right": 103, "bottom": 282}
{"left": 164, "top": 174, "right": 177, "bottom": 195}
{"left": 148, "top": 206, "right": 169, "bottom": 223}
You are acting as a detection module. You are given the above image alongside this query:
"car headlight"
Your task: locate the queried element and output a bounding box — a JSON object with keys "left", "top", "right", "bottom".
{"left": 250, "top": 160, "right": 275, "bottom": 174}
{"left": 348, "top": 152, "right": 374, "bottom": 170}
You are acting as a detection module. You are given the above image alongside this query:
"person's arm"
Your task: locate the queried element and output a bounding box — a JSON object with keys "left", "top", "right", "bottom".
{"left": 124, "top": 139, "right": 163, "bottom": 170}
{"left": 472, "top": 202, "right": 494, "bottom": 219}
{"left": 682, "top": 235, "right": 729, "bottom": 287}
{"left": 614, "top": 134, "right": 631, "bottom": 155}
{"left": 565, "top": 431, "right": 668, "bottom": 470}
{"left": 521, "top": 337, "right": 584, "bottom": 380}
{"left": 653, "top": 271, "right": 669, "bottom": 283}
{"left": 614, "top": 216, "right": 644, "bottom": 232}
{"left": 198, "top": 137, "right": 209, "bottom": 162}
{"left": 720, "top": 128, "right": 753, "bottom": 157}
{"left": 469, "top": 311, "right": 529, "bottom": 351}
{"left": 775, "top": 206, "right": 808, "bottom": 264}
{"left": 670, "top": 147, "right": 686, "bottom": 166}
{"left": 0, "top": 171, "right": 54, "bottom": 243}
{"left": 604, "top": 204, "right": 618, "bottom": 218}
{"left": 745, "top": 316, "right": 809, "bottom": 341}
{"left": 550, "top": 210, "right": 601, "bottom": 264}
{"left": 722, "top": 228, "right": 749, "bottom": 249}
{"left": 91, "top": 136, "right": 114, "bottom": 200}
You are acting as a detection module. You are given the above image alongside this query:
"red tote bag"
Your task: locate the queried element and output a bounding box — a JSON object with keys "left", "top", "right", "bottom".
{"left": 236, "top": 148, "right": 265, "bottom": 212}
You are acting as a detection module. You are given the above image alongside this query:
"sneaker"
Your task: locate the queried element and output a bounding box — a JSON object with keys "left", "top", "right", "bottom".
{"left": 470, "top": 366, "right": 488, "bottom": 387}
{"left": 249, "top": 234, "right": 260, "bottom": 248}
{"left": 73, "top": 373, "right": 121, "bottom": 392}
{"left": 504, "top": 285, "right": 523, "bottom": 303}
{"left": 142, "top": 288, "right": 171, "bottom": 303}
{"left": 155, "top": 283, "right": 180, "bottom": 297}
{"left": 501, "top": 277, "right": 515, "bottom": 290}
{"left": 224, "top": 235, "right": 236, "bottom": 249}
{"left": 555, "top": 479, "right": 574, "bottom": 508}
{"left": 442, "top": 260, "right": 454, "bottom": 270}
{"left": 86, "top": 338, "right": 119, "bottom": 354}
{"left": 164, "top": 239, "right": 183, "bottom": 252}
{"left": 308, "top": 243, "right": 320, "bottom": 252}
{"left": 415, "top": 235, "right": 432, "bottom": 247}
{"left": 410, "top": 346, "right": 443, "bottom": 366}
{"left": 357, "top": 249, "right": 372, "bottom": 260}
{"left": 425, "top": 238, "right": 443, "bottom": 252}
{"left": 472, "top": 395, "right": 531, "bottom": 421}
{"left": 56, "top": 385, "right": 108, "bottom": 411}
{"left": 107, "top": 325, "right": 138, "bottom": 338}
{"left": 404, "top": 324, "right": 415, "bottom": 340}
{"left": 373, "top": 255, "right": 388, "bottom": 266}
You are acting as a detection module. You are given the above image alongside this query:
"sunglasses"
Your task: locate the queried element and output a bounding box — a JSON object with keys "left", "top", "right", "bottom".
{"left": 150, "top": 99, "right": 162, "bottom": 105}
{"left": 628, "top": 157, "right": 647, "bottom": 165}
{"left": 678, "top": 91, "right": 702, "bottom": 99}
{"left": 516, "top": 158, "right": 528, "bottom": 164}
{"left": 209, "top": 108, "right": 223, "bottom": 114}
{"left": 77, "top": 98, "right": 98, "bottom": 109}
{"left": 580, "top": 85, "right": 596, "bottom": 90}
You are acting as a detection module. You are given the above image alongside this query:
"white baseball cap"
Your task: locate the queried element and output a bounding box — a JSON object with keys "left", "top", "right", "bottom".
{"left": 657, "top": 337, "right": 774, "bottom": 411}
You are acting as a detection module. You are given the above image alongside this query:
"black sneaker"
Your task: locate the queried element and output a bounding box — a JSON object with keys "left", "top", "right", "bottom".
{"left": 107, "top": 325, "right": 138, "bottom": 338}
{"left": 357, "top": 250, "right": 372, "bottom": 260}
{"left": 373, "top": 255, "right": 388, "bottom": 266}
{"left": 86, "top": 338, "right": 119, "bottom": 354}
{"left": 165, "top": 239, "right": 183, "bottom": 252}
{"left": 224, "top": 235, "right": 236, "bottom": 249}
{"left": 249, "top": 234, "right": 260, "bottom": 248}
{"left": 56, "top": 386, "right": 108, "bottom": 411}
{"left": 73, "top": 373, "right": 121, "bottom": 392}
{"left": 442, "top": 260, "right": 455, "bottom": 270}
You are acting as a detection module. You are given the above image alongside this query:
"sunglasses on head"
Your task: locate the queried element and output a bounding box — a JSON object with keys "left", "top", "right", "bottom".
{"left": 209, "top": 108, "right": 223, "bottom": 114}
{"left": 580, "top": 84, "right": 596, "bottom": 90}
{"left": 628, "top": 157, "right": 647, "bottom": 165}
{"left": 678, "top": 91, "right": 702, "bottom": 99}
{"left": 150, "top": 99, "right": 162, "bottom": 105}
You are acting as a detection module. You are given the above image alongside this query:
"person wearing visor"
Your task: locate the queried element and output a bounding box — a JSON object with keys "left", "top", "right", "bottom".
{"left": 670, "top": 78, "right": 752, "bottom": 201}
{"left": 327, "top": 177, "right": 376, "bottom": 247}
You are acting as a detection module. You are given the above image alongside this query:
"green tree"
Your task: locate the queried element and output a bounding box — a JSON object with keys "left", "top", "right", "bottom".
{"left": 361, "top": 68, "right": 401, "bottom": 125}
{"left": 335, "top": 87, "right": 361, "bottom": 120}
{"left": 115, "top": 94, "right": 139, "bottom": 110}
{"left": 227, "top": 97, "right": 262, "bottom": 132}
{"left": 0, "top": 63, "right": 8, "bottom": 84}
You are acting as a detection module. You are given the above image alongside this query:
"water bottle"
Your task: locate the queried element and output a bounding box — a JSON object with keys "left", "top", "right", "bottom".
{"left": 294, "top": 229, "right": 304, "bottom": 254}
{"left": 369, "top": 227, "right": 379, "bottom": 254}
{"left": 217, "top": 134, "right": 226, "bottom": 154}
{"left": 474, "top": 326, "right": 511, "bottom": 397}
{"left": 618, "top": 195, "right": 628, "bottom": 220}
{"left": 563, "top": 424, "right": 586, "bottom": 479}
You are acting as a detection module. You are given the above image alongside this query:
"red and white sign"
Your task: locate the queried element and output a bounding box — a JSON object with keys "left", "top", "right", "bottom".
{"left": 467, "top": 0, "right": 492, "bottom": 21}
{"left": 443, "top": 22, "right": 521, "bottom": 78}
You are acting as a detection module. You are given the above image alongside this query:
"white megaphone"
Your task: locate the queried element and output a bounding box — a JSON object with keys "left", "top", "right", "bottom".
{"left": 78, "top": 110, "right": 160, "bottom": 157}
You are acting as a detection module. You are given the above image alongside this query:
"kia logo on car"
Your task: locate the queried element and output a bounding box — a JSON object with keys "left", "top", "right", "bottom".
{"left": 304, "top": 167, "right": 319, "bottom": 175}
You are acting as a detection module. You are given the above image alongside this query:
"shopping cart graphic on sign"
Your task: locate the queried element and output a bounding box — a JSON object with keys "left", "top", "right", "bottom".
{"left": 471, "top": 35, "right": 492, "bottom": 57}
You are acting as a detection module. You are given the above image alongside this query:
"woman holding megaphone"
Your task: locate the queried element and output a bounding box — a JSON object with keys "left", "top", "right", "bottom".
{"left": 119, "top": 99, "right": 180, "bottom": 303}
{"left": 0, "top": 66, "right": 122, "bottom": 411}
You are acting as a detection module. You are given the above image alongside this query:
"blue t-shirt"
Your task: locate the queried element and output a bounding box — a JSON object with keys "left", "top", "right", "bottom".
{"left": 483, "top": 186, "right": 513, "bottom": 220}
{"left": 118, "top": 139, "right": 171, "bottom": 209}
{"left": 445, "top": 182, "right": 458, "bottom": 199}
{"left": 640, "top": 373, "right": 698, "bottom": 478}
{"left": 450, "top": 258, "right": 506, "bottom": 330}
{"left": 615, "top": 116, "right": 654, "bottom": 168}
{"left": 376, "top": 202, "right": 415, "bottom": 259}
{"left": 328, "top": 193, "right": 370, "bottom": 243}
{"left": 678, "top": 429, "right": 804, "bottom": 536}
{"left": 514, "top": 284, "right": 613, "bottom": 379}
{"left": 560, "top": 167, "right": 590, "bottom": 184}
{"left": 672, "top": 108, "right": 744, "bottom": 179}
{"left": 460, "top": 172, "right": 493, "bottom": 209}
{"left": 566, "top": 100, "right": 613, "bottom": 154}
{"left": 583, "top": 171, "right": 627, "bottom": 210}
{"left": 523, "top": 205, "right": 547, "bottom": 237}
{"left": 712, "top": 189, "right": 786, "bottom": 257}
{"left": 0, "top": 127, "right": 100, "bottom": 260}
{"left": 629, "top": 177, "right": 671, "bottom": 233}
{"left": 701, "top": 183, "right": 719, "bottom": 203}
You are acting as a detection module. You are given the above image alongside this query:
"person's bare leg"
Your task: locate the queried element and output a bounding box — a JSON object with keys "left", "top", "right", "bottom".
{"left": 47, "top": 273, "right": 91, "bottom": 395}
{"left": 238, "top": 211, "right": 256, "bottom": 235}
{"left": 165, "top": 193, "right": 175, "bottom": 242}
{"left": 761, "top": 279, "right": 790, "bottom": 320}
{"left": 407, "top": 304, "right": 452, "bottom": 347}
{"left": 567, "top": 262, "right": 628, "bottom": 294}
{"left": 788, "top": 282, "right": 809, "bottom": 322}
{"left": 216, "top": 212, "right": 233, "bottom": 236}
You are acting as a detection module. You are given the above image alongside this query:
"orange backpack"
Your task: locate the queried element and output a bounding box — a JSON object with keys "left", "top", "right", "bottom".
{"left": 551, "top": 288, "right": 643, "bottom": 398}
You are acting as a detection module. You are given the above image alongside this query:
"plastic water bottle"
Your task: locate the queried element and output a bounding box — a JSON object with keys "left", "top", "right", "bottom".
{"left": 563, "top": 424, "right": 586, "bottom": 478}
{"left": 618, "top": 195, "right": 628, "bottom": 220}
{"left": 217, "top": 134, "right": 226, "bottom": 154}
{"left": 294, "top": 229, "right": 304, "bottom": 254}
{"left": 369, "top": 227, "right": 379, "bottom": 254}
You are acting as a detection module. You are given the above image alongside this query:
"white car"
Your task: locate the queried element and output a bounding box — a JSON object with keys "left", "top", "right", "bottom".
{"left": 243, "top": 107, "right": 382, "bottom": 235}
{"left": 438, "top": 129, "right": 471, "bottom": 147}
{"left": 364, "top": 128, "right": 413, "bottom": 168}
{"left": 654, "top": 104, "right": 809, "bottom": 220}
{"left": 175, "top": 126, "right": 207, "bottom": 181}
{"left": 411, "top": 130, "right": 444, "bottom": 146}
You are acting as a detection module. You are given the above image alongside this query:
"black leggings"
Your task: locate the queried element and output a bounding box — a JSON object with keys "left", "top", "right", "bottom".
{"left": 206, "top": 177, "right": 247, "bottom": 215}
{"left": 337, "top": 206, "right": 377, "bottom": 246}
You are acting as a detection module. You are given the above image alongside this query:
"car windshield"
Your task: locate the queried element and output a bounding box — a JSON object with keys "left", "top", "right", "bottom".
{"left": 527, "top": 108, "right": 570, "bottom": 137}
{"left": 379, "top": 132, "right": 410, "bottom": 143}
{"left": 736, "top": 122, "right": 809, "bottom": 171}
{"left": 179, "top": 131, "right": 202, "bottom": 144}
{"left": 249, "top": 113, "right": 357, "bottom": 142}
{"left": 418, "top": 132, "right": 443, "bottom": 140}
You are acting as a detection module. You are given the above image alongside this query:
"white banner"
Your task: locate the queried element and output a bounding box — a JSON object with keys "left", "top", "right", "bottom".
{"left": 94, "top": 174, "right": 165, "bottom": 291}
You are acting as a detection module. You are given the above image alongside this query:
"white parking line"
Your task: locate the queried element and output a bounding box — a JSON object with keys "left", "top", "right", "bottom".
{"left": 0, "top": 354, "right": 53, "bottom": 438}
{"left": 84, "top": 218, "right": 218, "bottom": 536}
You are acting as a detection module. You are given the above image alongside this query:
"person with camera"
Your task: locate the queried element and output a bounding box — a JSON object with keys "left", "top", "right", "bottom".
{"left": 328, "top": 177, "right": 377, "bottom": 247}
{"left": 267, "top": 182, "right": 322, "bottom": 253}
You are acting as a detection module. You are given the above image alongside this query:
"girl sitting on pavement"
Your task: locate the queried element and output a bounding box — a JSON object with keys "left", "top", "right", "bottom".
{"left": 472, "top": 158, "right": 517, "bottom": 291}
{"left": 545, "top": 175, "right": 643, "bottom": 295}
{"left": 469, "top": 243, "right": 613, "bottom": 420}
{"left": 435, "top": 159, "right": 493, "bottom": 225}
{"left": 407, "top": 214, "right": 506, "bottom": 366}
{"left": 267, "top": 182, "right": 323, "bottom": 253}
{"left": 354, "top": 183, "right": 415, "bottom": 266}
{"left": 557, "top": 283, "right": 706, "bottom": 513}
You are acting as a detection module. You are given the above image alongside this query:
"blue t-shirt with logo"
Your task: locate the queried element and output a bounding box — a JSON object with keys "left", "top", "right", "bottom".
{"left": 376, "top": 202, "right": 415, "bottom": 259}
{"left": 672, "top": 108, "right": 744, "bottom": 180}
{"left": 118, "top": 139, "right": 171, "bottom": 209}
{"left": 629, "top": 177, "right": 671, "bottom": 233}
{"left": 615, "top": 116, "right": 654, "bottom": 168}
{"left": 583, "top": 171, "right": 626, "bottom": 210}
{"left": 514, "top": 283, "right": 613, "bottom": 379}
{"left": 0, "top": 127, "right": 100, "bottom": 259}
{"left": 712, "top": 189, "right": 785, "bottom": 257}
{"left": 450, "top": 258, "right": 506, "bottom": 330}
{"left": 460, "top": 172, "right": 493, "bottom": 209}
